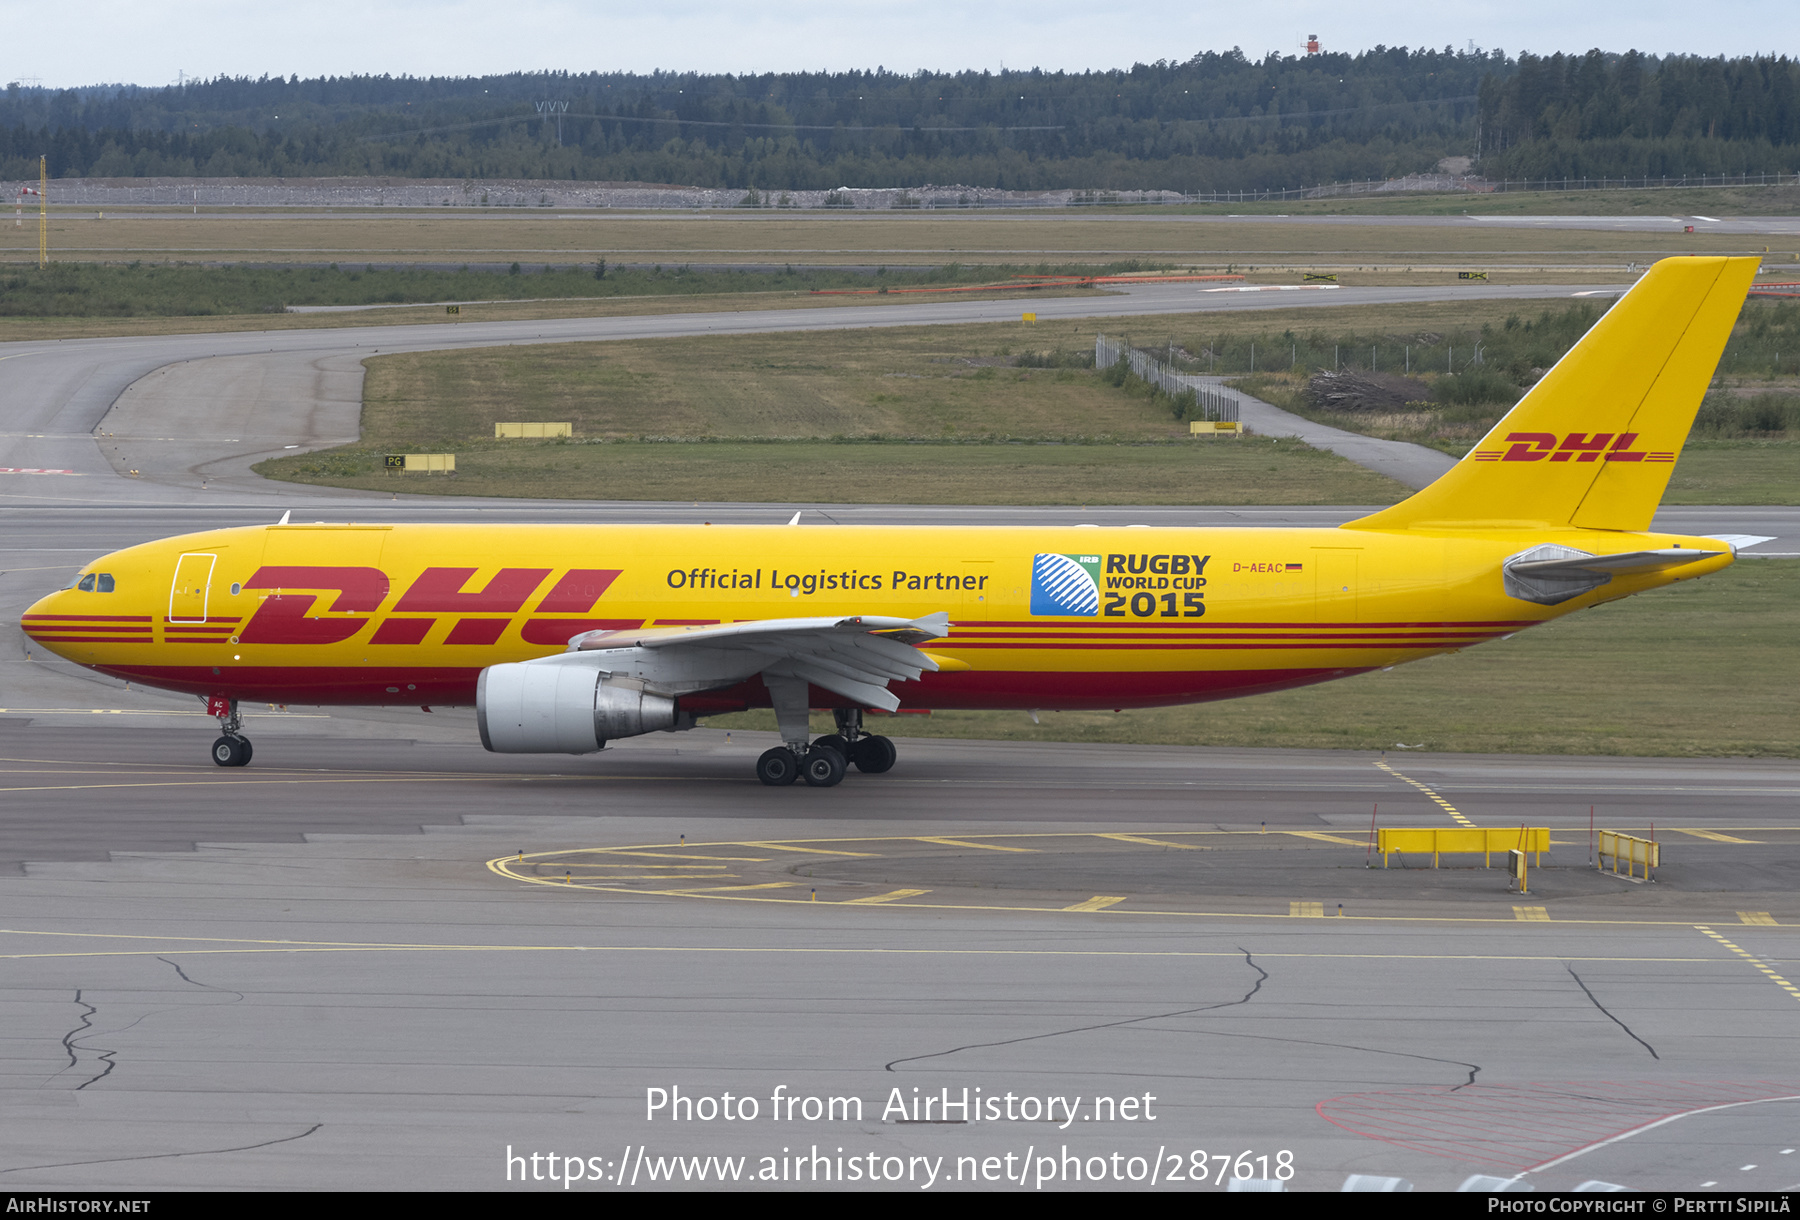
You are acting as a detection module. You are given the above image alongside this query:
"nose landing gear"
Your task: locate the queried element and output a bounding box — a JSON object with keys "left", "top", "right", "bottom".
{"left": 207, "top": 697, "right": 253, "bottom": 767}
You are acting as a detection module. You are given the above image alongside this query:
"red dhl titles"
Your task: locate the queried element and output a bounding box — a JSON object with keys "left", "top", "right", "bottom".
{"left": 232, "top": 565, "right": 626, "bottom": 646}
{"left": 1471, "top": 432, "right": 1676, "bottom": 463}
{"left": 35, "top": 565, "right": 632, "bottom": 648}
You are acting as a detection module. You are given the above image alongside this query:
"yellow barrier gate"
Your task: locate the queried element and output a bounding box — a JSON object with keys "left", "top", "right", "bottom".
{"left": 1376, "top": 827, "right": 1548, "bottom": 868}
{"left": 1597, "top": 831, "right": 1659, "bottom": 880}
{"left": 385, "top": 453, "right": 457, "bottom": 473}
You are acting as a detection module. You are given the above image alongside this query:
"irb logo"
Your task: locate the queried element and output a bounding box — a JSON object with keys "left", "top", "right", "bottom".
{"left": 1472, "top": 432, "right": 1675, "bottom": 463}
{"left": 1031, "top": 553, "right": 1101, "bottom": 616}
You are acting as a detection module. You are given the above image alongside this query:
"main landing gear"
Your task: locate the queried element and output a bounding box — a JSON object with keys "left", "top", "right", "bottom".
{"left": 208, "top": 697, "right": 253, "bottom": 768}
{"left": 754, "top": 707, "right": 897, "bottom": 788}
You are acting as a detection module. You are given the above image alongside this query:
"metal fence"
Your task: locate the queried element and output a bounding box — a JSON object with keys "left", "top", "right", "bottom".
{"left": 1095, "top": 336, "right": 1239, "bottom": 422}
{"left": 18, "top": 170, "right": 1797, "bottom": 211}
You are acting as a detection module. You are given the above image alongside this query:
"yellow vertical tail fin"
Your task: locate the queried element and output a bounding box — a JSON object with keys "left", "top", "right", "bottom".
{"left": 1345, "top": 256, "right": 1758, "bottom": 533}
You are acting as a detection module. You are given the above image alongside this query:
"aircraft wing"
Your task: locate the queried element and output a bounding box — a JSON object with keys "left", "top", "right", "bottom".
{"left": 569, "top": 611, "right": 951, "bottom": 651}
{"left": 557, "top": 611, "right": 953, "bottom": 711}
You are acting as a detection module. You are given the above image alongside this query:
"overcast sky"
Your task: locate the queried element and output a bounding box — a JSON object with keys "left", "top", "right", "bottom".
{"left": 4, "top": 1, "right": 1790, "bottom": 90}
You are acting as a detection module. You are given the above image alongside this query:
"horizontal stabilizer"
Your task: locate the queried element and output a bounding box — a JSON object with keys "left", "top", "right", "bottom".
{"left": 1501, "top": 544, "right": 1721, "bottom": 606}
{"left": 1508, "top": 548, "right": 1724, "bottom": 578}
{"left": 1712, "top": 534, "right": 1776, "bottom": 552}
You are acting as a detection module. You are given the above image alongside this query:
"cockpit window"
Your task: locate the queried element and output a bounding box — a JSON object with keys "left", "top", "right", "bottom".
{"left": 77, "top": 573, "right": 96, "bottom": 592}
{"left": 97, "top": 574, "right": 115, "bottom": 593}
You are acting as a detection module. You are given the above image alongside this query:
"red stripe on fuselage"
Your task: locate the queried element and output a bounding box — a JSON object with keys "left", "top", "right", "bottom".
{"left": 89, "top": 663, "right": 1372, "bottom": 711}
{"left": 957, "top": 636, "right": 1504, "bottom": 644}
{"left": 23, "top": 614, "right": 152, "bottom": 622}
{"left": 963, "top": 618, "right": 1538, "bottom": 629}
{"left": 947, "top": 638, "right": 1501, "bottom": 651}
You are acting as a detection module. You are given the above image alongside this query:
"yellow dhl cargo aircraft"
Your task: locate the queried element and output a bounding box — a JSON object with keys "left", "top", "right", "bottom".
{"left": 22, "top": 256, "right": 1767, "bottom": 787}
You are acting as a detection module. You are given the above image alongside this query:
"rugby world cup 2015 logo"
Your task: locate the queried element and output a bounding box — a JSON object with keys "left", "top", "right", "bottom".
{"left": 1031, "top": 553, "right": 1101, "bottom": 616}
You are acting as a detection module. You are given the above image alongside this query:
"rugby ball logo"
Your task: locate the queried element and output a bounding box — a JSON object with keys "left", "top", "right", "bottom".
{"left": 1031, "top": 553, "right": 1101, "bottom": 616}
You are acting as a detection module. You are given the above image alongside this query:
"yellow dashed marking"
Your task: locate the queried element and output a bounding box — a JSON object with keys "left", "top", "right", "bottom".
{"left": 578, "top": 873, "right": 737, "bottom": 881}
{"left": 847, "top": 889, "right": 930, "bottom": 905}
{"left": 913, "top": 837, "right": 1036, "bottom": 853}
{"left": 740, "top": 841, "right": 876, "bottom": 857}
{"left": 484, "top": 833, "right": 1800, "bottom": 928}
{"left": 0, "top": 924, "right": 1749, "bottom": 965}
{"left": 1376, "top": 761, "right": 1477, "bottom": 828}
{"left": 579, "top": 863, "right": 731, "bottom": 871}
{"left": 592, "top": 851, "right": 771, "bottom": 862}
{"left": 1065, "top": 896, "right": 1128, "bottom": 912}
{"left": 1096, "top": 833, "right": 1206, "bottom": 850}
{"left": 1678, "top": 829, "right": 1761, "bottom": 844}
{"left": 1698, "top": 926, "right": 1800, "bottom": 1005}
{"left": 1286, "top": 832, "right": 1366, "bottom": 846}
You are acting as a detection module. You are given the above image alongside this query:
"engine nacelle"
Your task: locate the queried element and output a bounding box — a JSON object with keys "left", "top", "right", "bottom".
{"left": 476, "top": 662, "right": 678, "bottom": 753}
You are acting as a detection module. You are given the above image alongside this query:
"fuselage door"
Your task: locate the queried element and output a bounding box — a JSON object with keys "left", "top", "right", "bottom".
{"left": 169, "top": 553, "right": 217, "bottom": 623}
{"left": 1312, "top": 548, "right": 1360, "bottom": 623}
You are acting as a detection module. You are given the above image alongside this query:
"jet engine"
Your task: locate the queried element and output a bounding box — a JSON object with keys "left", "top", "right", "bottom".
{"left": 476, "top": 661, "right": 679, "bottom": 753}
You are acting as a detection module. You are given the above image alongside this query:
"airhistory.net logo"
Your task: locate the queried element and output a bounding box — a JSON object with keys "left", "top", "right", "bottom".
{"left": 1031, "top": 553, "right": 1101, "bottom": 616}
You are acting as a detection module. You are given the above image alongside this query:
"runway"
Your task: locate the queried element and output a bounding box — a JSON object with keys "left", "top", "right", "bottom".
{"left": 1, "top": 284, "right": 1796, "bottom": 1191}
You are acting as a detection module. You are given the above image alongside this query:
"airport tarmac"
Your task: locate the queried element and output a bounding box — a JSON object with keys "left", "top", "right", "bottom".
{"left": 4, "top": 593, "right": 1796, "bottom": 1191}
{"left": 3, "top": 720, "right": 1799, "bottom": 1192}
{"left": 1, "top": 284, "right": 1795, "bottom": 1191}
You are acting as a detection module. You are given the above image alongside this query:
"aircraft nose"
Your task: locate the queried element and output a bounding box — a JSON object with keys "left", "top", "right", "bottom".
{"left": 20, "top": 584, "right": 152, "bottom": 658}
{"left": 20, "top": 587, "right": 78, "bottom": 657}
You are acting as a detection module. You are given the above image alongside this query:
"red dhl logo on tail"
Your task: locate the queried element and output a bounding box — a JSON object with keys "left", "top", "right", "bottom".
{"left": 1471, "top": 433, "right": 1676, "bottom": 463}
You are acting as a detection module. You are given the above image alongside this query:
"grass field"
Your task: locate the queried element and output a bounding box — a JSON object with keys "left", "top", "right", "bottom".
{"left": 709, "top": 559, "right": 1800, "bottom": 759}
{"left": 357, "top": 323, "right": 1184, "bottom": 444}
{"left": 261, "top": 438, "right": 1403, "bottom": 505}
{"left": 1219, "top": 377, "right": 1799, "bottom": 505}
{"left": 0, "top": 281, "right": 1098, "bottom": 342}
{"left": 256, "top": 317, "right": 1409, "bottom": 503}
{"left": 252, "top": 303, "right": 1795, "bottom": 504}
{"left": 0, "top": 260, "right": 1136, "bottom": 318}
{"left": 1661, "top": 441, "right": 1800, "bottom": 504}
{"left": 0, "top": 208, "right": 1768, "bottom": 271}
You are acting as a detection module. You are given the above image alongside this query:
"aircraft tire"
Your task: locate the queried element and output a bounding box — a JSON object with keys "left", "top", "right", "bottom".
{"left": 800, "top": 746, "right": 847, "bottom": 788}
{"left": 239, "top": 738, "right": 253, "bottom": 766}
{"left": 851, "top": 735, "right": 897, "bottom": 774}
{"left": 211, "top": 736, "right": 248, "bottom": 767}
{"left": 811, "top": 734, "right": 849, "bottom": 756}
{"left": 756, "top": 747, "right": 800, "bottom": 786}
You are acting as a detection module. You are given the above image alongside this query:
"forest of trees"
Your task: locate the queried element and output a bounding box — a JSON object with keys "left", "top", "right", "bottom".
{"left": 0, "top": 50, "right": 1495, "bottom": 191}
{"left": 1476, "top": 52, "right": 1800, "bottom": 178}
{"left": 1, "top": 49, "right": 1795, "bottom": 192}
